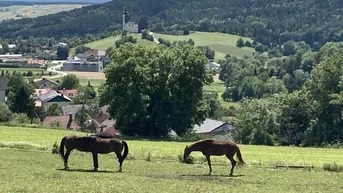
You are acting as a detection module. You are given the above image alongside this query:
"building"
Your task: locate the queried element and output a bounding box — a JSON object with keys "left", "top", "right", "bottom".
{"left": 53, "top": 42, "right": 68, "bottom": 48}
{"left": 63, "top": 56, "right": 103, "bottom": 72}
{"left": 35, "top": 78, "right": 60, "bottom": 89}
{"left": 42, "top": 113, "right": 79, "bottom": 130}
{"left": 0, "top": 54, "right": 23, "bottom": 60}
{"left": 85, "top": 49, "right": 106, "bottom": 57}
{"left": 122, "top": 9, "right": 148, "bottom": 33}
{"left": 205, "top": 61, "right": 221, "bottom": 70}
{"left": 193, "top": 118, "right": 234, "bottom": 135}
{"left": 36, "top": 90, "right": 71, "bottom": 111}
{"left": 27, "top": 59, "right": 45, "bottom": 67}
{"left": 57, "top": 89, "right": 79, "bottom": 98}
{"left": 0, "top": 76, "right": 8, "bottom": 103}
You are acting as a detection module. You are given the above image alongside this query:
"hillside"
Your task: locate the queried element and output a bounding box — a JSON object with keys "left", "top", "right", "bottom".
{"left": 0, "top": 4, "right": 86, "bottom": 20}
{"left": 0, "top": 0, "right": 342, "bottom": 49}
{"left": 83, "top": 32, "right": 255, "bottom": 60}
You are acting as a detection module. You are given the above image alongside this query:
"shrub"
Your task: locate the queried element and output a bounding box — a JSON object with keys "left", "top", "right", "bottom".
{"left": 50, "top": 120, "right": 61, "bottom": 128}
{"left": 0, "top": 103, "right": 13, "bottom": 122}
{"left": 52, "top": 141, "right": 59, "bottom": 154}
{"left": 323, "top": 162, "right": 343, "bottom": 172}
{"left": 11, "top": 113, "right": 30, "bottom": 124}
{"left": 178, "top": 153, "right": 194, "bottom": 164}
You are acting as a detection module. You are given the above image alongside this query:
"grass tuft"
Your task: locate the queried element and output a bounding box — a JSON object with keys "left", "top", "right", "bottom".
{"left": 0, "top": 142, "right": 48, "bottom": 151}
{"left": 323, "top": 162, "right": 343, "bottom": 172}
{"left": 178, "top": 153, "right": 194, "bottom": 164}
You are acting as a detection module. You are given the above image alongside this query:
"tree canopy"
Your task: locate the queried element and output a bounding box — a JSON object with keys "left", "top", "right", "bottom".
{"left": 100, "top": 43, "right": 213, "bottom": 137}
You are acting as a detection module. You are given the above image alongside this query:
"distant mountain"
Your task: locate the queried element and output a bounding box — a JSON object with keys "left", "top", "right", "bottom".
{"left": 0, "top": 0, "right": 343, "bottom": 50}
{"left": 0, "top": 0, "right": 110, "bottom": 4}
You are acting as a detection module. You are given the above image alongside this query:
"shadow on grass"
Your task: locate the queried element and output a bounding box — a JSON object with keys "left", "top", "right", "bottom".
{"left": 56, "top": 168, "right": 116, "bottom": 173}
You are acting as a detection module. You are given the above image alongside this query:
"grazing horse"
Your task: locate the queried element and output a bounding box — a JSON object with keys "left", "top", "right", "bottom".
{"left": 183, "top": 139, "right": 245, "bottom": 176}
{"left": 59, "top": 135, "right": 129, "bottom": 172}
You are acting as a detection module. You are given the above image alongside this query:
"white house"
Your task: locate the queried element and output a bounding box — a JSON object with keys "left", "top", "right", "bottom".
{"left": 122, "top": 9, "right": 148, "bottom": 33}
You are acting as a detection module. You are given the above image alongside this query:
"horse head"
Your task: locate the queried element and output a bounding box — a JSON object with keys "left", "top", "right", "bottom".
{"left": 183, "top": 145, "right": 190, "bottom": 161}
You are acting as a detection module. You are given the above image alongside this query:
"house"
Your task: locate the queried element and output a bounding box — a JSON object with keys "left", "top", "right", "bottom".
{"left": 193, "top": 118, "right": 234, "bottom": 135}
{"left": 0, "top": 54, "right": 22, "bottom": 60}
{"left": 35, "top": 78, "right": 60, "bottom": 89}
{"left": 8, "top": 44, "right": 16, "bottom": 51}
{"left": 122, "top": 9, "right": 148, "bottom": 33}
{"left": 27, "top": 59, "right": 45, "bottom": 67}
{"left": 53, "top": 42, "right": 68, "bottom": 48}
{"left": 36, "top": 90, "right": 71, "bottom": 111}
{"left": 42, "top": 113, "right": 79, "bottom": 130}
{"left": 63, "top": 56, "right": 103, "bottom": 72}
{"left": 57, "top": 89, "right": 79, "bottom": 98}
{"left": 85, "top": 49, "right": 106, "bottom": 57}
{"left": 0, "top": 76, "right": 8, "bottom": 103}
{"left": 205, "top": 61, "right": 221, "bottom": 70}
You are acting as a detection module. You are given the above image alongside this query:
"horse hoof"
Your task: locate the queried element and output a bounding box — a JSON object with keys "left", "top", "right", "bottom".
{"left": 93, "top": 168, "right": 98, "bottom": 172}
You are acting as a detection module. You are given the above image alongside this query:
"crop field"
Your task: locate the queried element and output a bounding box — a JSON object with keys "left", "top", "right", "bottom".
{"left": 83, "top": 32, "right": 255, "bottom": 61}
{"left": 0, "top": 4, "right": 86, "bottom": 20}
{"left": 1, "top": 126, "right": 343, "bottom": 192}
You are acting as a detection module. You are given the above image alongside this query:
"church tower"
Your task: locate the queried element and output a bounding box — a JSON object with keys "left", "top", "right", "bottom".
{"left": 123, "top": 8, "right": 129, "bottom": 27}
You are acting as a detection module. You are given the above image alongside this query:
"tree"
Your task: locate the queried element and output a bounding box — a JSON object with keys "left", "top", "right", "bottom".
{"left": 1, "top": 42, "right": 9, "bottom": 54}
{"left": 100, "top": 43, "right": 213, "bottom": 137}
{"left": 245, "top": 40, "right": 252, "bottom": 47}
{"left": 60, "top": 74, "right": 80, "bottom": 89}
{"left": 46, "top": 104, "right": 62, "bottom": 116}
{"left": 236, "top": 38, "right": 244, "bottom": 48}
{"left": 57, "top": 46, "right": 69, "bottom": 60}
{"left": 196, "top": 46, "right": 215, "bottom": 60}
{"left": 0, "top": 102, "right": 13, "bottom": 122}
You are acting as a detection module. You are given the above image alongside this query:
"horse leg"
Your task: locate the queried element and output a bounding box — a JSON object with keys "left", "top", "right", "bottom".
{"left": 115, "top": 152, "right": 123, "bottom": 172}
{"left": 206, "top": 155, "right": 212, "bottom": 175}
{"left": 92, "top": 152, "right": 99, "bottom": 172}
{"left": 64, "top": 149, "right": 71, "bottom": 170}
{"left": 226, "top": 155, "right": 237, "bottom": 176}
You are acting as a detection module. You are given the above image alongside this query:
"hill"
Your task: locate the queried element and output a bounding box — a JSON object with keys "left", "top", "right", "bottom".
{"left": 0, "top": 4, "right": 86, "bottom": 20}
{"left": 0, "top": 0, "right": 342, "bottom": 50}
{"left": 84, "top": 32, "right": 254, "bottom": 60}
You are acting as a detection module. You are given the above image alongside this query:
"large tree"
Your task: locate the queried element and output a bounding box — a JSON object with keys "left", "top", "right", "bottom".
{"left": 60, "top": 74, "right": 80, "bottom": 90}
{"left": 100, "top": 43, "right": 213, "bottom": 137}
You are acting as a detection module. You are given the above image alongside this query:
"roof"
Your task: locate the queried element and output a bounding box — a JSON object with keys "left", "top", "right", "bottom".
{"left": 128, "top": 16, "right": 142, "bottom": 23}
{"left": 42, "top": 116, "right": 79, "bottom": 130}
{"left": 0, "top": 76, "right": 8, "bottom": 90}
{"left": 8, "top": 44, "right": 16, "bottom": 49}
{"left": 102, "top": 128, "right": 120, "bottom": 136}
{"left": 28, "top": 59, "right": 45, "bottom": 65}
{"left": 101, "top": 118, "right": 116, "bottom": 129}
{"left": 193, "top": 118, "right": 232, "bottom": 134}
{"left": 34, "top": 78, "right": 60, "bottom": 86}
{"left": 57, "top": 89, "right": 79, "bottom": 98}
{"left": 85, "top": 50, "right": 106, "bottom": 57}
{"left": 33, "top": 88, "right": 51, "bottom": 98}
{"left": 38, "top": 90, "right": 71, "bottom": 103}
{"left": 61, "top": 105, "right": 82, "bottom": 116}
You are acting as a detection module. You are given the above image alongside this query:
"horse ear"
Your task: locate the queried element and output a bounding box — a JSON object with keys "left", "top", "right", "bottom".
{"left": 186, "top": 145, "right": 189, "bottom": 148}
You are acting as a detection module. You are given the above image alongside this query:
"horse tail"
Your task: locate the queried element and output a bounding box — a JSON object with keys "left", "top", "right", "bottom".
{"left": 121, "top": 140, "right": 129, "bottom": 161}
{"left": 59, "top": 136, "right": 66, "bottom": 160}
{"left": 236, "top": 146, "right": 246, "bottom": 165}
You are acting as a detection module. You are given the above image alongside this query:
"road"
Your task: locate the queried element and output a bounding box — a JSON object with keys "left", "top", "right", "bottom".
{"left": 34, "top": 63, "right": 68, "bottom": 82}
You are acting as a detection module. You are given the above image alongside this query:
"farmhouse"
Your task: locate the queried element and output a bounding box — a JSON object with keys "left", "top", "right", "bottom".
{"left": 35, "top": 78, "right": 60, "bottom": 89}
{"left": 63, "top": 56, "right": 103, "bottom": 72}
{"left": 193, "top": 118, "right": 234, "bottom": 135}
{"left": 0, "top": 76, "right": 8, "bottom": 103}
{"left": 122, "top": 9, "right": 148, "bottom": 33}
{"left": 35, "top": 90, "right": 71, "bottom": 111}
{"left": 85, "top": 49, "right": 106, "bottom": 57}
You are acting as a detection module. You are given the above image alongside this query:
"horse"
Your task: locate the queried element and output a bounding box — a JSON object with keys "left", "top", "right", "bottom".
{"left": 183, "top": 139, "right": 245, "bottom": 176}
{"left": 59, "top": 135, "right": 129, "bottom": 172}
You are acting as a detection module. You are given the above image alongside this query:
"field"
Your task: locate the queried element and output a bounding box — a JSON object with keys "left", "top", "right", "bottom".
{"left": 0, "top": 4, "right": 86, "bottom": 20}
{"left": 1, "top": 126, "right": 343, "bottom": 192}
{"left": 83, "top": 32, "right": 255, "bottom": 61}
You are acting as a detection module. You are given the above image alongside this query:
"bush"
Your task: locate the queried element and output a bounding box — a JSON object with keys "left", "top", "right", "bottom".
{"left": 323, "top": 162, "right": 343, "bottom": 172}
{"left": 0, "top": 103, "right": 13, "bottom": 122}
{"left": 178, "top": 153, "right": 194, "bottom": 164}
{"left": 52, "top": 141, "right": 59, "bottom": 154}
{"left": 26, "top": 70, "right": 33, "bottom": 76}
{"left": 11, "top": 113, "right": 30, "bottom": 124}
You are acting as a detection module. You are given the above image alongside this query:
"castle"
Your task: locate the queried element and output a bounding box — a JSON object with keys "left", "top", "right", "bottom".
{"left": 122, "top": 9, "right": 148, "bottom": 33}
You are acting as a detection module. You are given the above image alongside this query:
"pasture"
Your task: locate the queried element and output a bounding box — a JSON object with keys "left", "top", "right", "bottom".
{"left": 83, "top": 32, "right": 255, "bottom": 61}
{"left": 0, "top": 4, "right": 86, "bottom": 20}
{"left": 1, "top": 126, "right": 343, "bottom": 192}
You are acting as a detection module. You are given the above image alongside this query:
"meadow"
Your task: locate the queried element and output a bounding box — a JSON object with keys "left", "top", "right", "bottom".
{"left": 0, "top": 4, "right": 86, "bottom": 20}
{"left": 1, "top": 126, "right": 343, "bottom": 192}
{"left": 83, "top": 32, "right": 255, "bottom": 61}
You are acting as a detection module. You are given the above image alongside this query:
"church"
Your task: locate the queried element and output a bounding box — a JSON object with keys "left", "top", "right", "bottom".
{"left": 122, "top": 9, "right": 148, "bottom": 33}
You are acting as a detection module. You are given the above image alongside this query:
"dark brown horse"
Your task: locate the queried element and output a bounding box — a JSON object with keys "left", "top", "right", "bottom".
{"left": 183, "top": 139, "right": 245, "bottom": 176}
{"left": 59, "top": 135, "right": 129, "bottom": 172}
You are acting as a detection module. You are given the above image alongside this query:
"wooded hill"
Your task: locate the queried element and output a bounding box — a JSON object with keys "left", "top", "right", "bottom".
{"left": 0, "top": 0, "right": 342, "bottom": 49}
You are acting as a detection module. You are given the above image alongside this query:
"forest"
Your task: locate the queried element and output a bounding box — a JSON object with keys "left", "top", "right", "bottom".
{"left": 0, "top": 0, "right": 343, "bottom": 50}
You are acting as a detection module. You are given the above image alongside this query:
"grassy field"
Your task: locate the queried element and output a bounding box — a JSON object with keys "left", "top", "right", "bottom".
{"left": 1, "top": 126, "right": 343, "bottom": 193}
{"left": 0, "top": 4, "right": 86, "bottom": 20}
{"left": 82, "top": 32, "right": 255, "bottom": 61}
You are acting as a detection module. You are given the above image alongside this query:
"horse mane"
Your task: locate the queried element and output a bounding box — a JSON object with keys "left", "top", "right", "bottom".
{"left": 189, "top": 139, "right": 214, "bottom": 148}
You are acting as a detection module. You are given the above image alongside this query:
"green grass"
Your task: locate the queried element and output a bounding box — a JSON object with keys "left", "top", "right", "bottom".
{"left": 1, "top": 126, "right": 343, "bottom": 192}
{"left": 0, "top": 4, "right": 86, "bottom": 20}
{"left": 83, "top": 32, "right": 255, "bottom": 61}
{"left": 79, "top": 78, "right": 105, "bottom": 87}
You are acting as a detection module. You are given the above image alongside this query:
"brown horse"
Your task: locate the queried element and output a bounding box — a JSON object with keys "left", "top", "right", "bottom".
{"left": 59, "top": 135, "right": 129, "bottom": 172}
{"left": 183, "top": 139, "right": 245, "bottom": 176}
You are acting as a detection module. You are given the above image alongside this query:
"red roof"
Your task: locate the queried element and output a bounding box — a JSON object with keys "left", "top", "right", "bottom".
{"left": 28, "top": 59, "right": 45, "bottom": 65}
{"left": 58, "top": 89, "right": 79, "bottom": 98}
{"left": 103, "top": 128, "right": 120, "bottom": 136}
{"left": 42, "top": 116, "right": 80, "bottom": 130}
